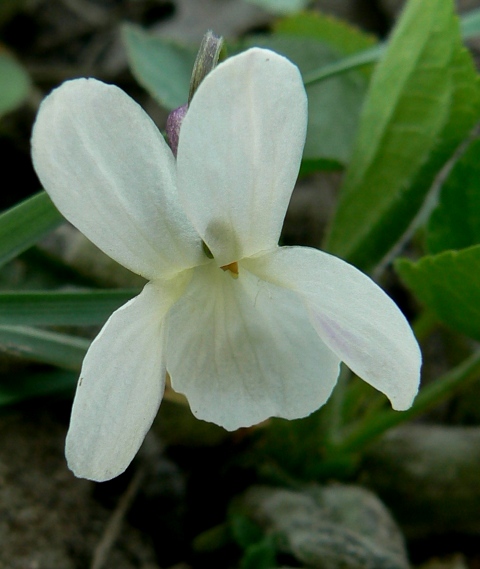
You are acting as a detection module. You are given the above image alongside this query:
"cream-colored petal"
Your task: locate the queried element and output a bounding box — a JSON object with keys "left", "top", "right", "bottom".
{"left": 65, "top": 276, "right": 189, "bottom": 481}
{"left": 32, "top": 78, "right": 203, "bottom": 280}
{"left": 177, "top": 48, "right": 307, "bottom": 266}
{"left": 246, "top": 247, "right": 421, "bottom": 410}
{"left": 166, "top": 263, "right": 340, "bottom": 430}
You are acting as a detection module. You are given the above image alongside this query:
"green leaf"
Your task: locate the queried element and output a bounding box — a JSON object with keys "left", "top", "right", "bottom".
{"left": 0, "top": 325, "right": 88, "bottom": 370}
{"left": 121, "top": 7, "right": 480, "bottom": 116}
{"left": 256, "top": 12, "right": 376, "bottom": 170}
{"left": 240, "top": 537, "right": 277, "bottom": 569}
{"left": 274, "top": 11, "right": 377, "bottom": 57}
{"left": 0, "top": 49, "right": 31, "bottom": 117}
{"left": 301, "top": 8, "right": 480, "bottom": 86}
{"left": 230, "top": 514, "right": 264, "bottom": 549}
{"left": 272, "top": 12, "right": 377, "bottom": 170}
{"left": 396, "top": 245, "right": 480, "bottom": 341}
{"left": 192, "top": 523, "right": 232, "bottom": 552}
{"left": 427, "top": 137, "right": 480, "bottom": 253}
{"left": 0, "top": 192, "right": 64, "bottom": 268}
{"left": 325, "top": 0, "right": 480, "bottom": 272}
{"left": 123, "top": 13, "right": 371, "bottom": 168}
{"left": 122, "top": 23, "right": 196, "bottom": 110}
{"left": 333, "top": 347, "right": 480, "bottom": 454}
{"left": 246, "top": 34, "right": 369, "bottom": 169}
{"left": 244, "top": 0, "right": 309, "bottom": 15}
{"left": 303, "top": 44, "right": 383, "bottom": 86}
{"left": 0, "top": 369, "right": 77, "bottom": 406}
{"left": 460, "top": 7, "right": 480, "bottom": 39}
{"left": 0, "top": 289, "right": 137, "bottom": 326}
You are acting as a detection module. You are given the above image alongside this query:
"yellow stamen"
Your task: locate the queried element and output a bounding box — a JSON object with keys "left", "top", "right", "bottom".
{"left": 221, "top": 261, "right": 239, "bottom": 278}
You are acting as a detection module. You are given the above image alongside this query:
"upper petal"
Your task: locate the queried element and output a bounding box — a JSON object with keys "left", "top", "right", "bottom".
{"left": 166, "top": 263, "right": 340, "bottom": 431}
{"left": 32, "top": 78, "right": 203, "bottom": 280}
{"left": 177, "top": 48, "right": 308, "bottom": 266}
{"left": 66, "top": 276, "right": 188, "bottom": 481}
{"left": 245, "top": 247, "right": 421, "bottom": 410}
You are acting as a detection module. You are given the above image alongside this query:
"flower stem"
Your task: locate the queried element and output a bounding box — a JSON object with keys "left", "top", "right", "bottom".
{"left": 324, "top": 364, "right": 350, "bottom": 446}
{"left": 327, "top": 348, "right": 480, "bottom": 456}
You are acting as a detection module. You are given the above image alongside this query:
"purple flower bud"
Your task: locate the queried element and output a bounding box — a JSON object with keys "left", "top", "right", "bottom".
{"left": 166, "top": 103, "right": 188, "bottom": 157}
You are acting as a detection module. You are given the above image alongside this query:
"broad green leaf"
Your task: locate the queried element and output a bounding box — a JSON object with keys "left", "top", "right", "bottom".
{"left": 396, "top": 246, "right": 480, "bottom": 341}
{"left": 0, "top": 369, "right": 77, "bottom": 406}
{"left": 427, "top": 137, "right": 480, "bottom": 254}
{"left": 274, "top": 11, "right": 377, "bottom": 57}
{"left": 246, "top": 34, "right": 369, "bottom": 169}
{"left": 271, "top": 12, "right": 377, "bottom": 170}
{"left": 0, "top": 191, "right": 64, "bottom": 268}
{"left": 122, "top": 23, "right": 196, "bottom": 110}
{"left": 325, "top": 0, "right": 480, "bottom": 272}
{"left": 0, "top": 49, "right": 31, "bottom": 117}
{"left": 0, "top": 325, "right": 88, "bottom": 370}
{"left": 0, "top": 289, "right": 137, "bottom": 326}
{"left": 301, "top": 7, "right": 480, "bottom": 87}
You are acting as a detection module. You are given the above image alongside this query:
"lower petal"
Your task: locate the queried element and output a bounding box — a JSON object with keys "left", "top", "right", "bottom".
{"left": 66, "top": 278, "right": 186, "bottom": 481}
{"left": 246, "top": 247, "right": 421, "bottom": 411}
{"left": 166, "top": 264, "right": 340, "bottom": 431}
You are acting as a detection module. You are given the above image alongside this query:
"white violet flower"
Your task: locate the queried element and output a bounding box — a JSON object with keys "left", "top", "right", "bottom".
{"left": 31, "top": 48, "right": 421, "bottom": 482}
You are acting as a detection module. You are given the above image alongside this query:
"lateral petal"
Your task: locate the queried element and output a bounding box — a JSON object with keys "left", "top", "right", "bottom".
{"left": 245, "top": 247, "right": 421, "bottom": 410}
{"left": 65, "top": 277, "right": 188, "bottom": 481}
{"left": 177, "top": 48, "right": 308, "bottom": 266}
{"left": 166, "top": 263, "right": 340, "bottom": 430}
{"left": 32, "top": 78, "right": 203, "bottom": 280}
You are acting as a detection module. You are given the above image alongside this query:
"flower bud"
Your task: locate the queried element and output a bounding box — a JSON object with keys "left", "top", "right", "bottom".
{"left": 166, "top": 31, "right": 223, "bottom": 157}
{"left": 188, "top": 30, "right": 224, "bottom": 104}
{"left": 166, "top": 103, "right": 188, "bottom": 157}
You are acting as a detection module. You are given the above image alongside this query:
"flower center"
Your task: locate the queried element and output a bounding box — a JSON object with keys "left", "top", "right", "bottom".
{"left": 220, "top": 261, "right": 239, "bottom": 279}
{"left": 203, "top": 240, "right": 239, "bottom": 279}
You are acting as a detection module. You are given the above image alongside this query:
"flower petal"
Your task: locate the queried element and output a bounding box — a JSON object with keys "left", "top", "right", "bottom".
{"left": 177, "top": 48, "right": 308, "bottom": 266}
{"left": 245, "top": 247, "right": 421, "bottom": 410}
{"left": 32, "top": 78, "right": 203, "bottom": 280}
{"left": 166, "top": 263, "right": 340, "bottom": 430}
{"left": 65, "top": 278, "right": 186, "bottom": 481}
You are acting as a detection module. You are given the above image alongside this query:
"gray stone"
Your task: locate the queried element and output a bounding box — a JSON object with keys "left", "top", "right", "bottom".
{"left": 363, "top": 424, "right": 480, "bottom": 537}
{"left": 242, "top": 483, "right": 409, "bottom": 569}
